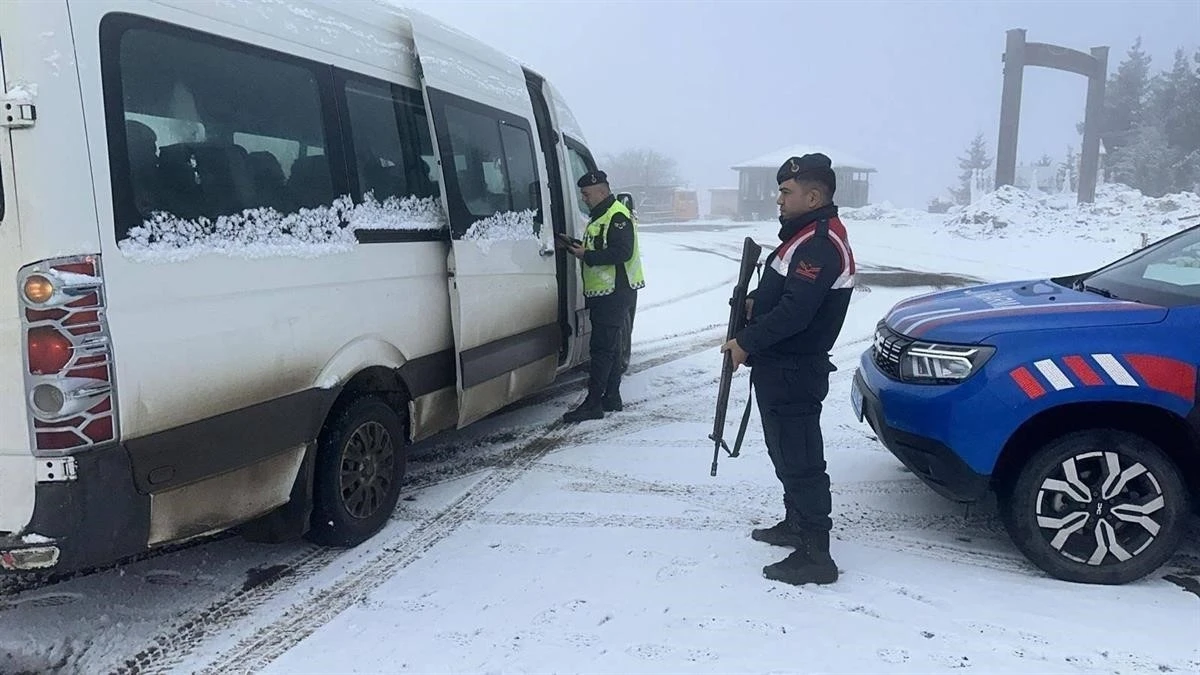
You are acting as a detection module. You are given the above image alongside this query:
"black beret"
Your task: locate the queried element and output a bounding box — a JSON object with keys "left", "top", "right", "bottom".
{"left": 776, "top": 153, "right": 836, "bottom": 195}
{"left": 577, "top": 170, "right": 608, "bottom": 188}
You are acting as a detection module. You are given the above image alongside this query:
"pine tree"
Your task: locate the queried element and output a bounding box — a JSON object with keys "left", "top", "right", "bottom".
{"left": 950, "top": 133, "right": 992, "bottom": 205}
{"left": 1107, "top": 44, "right": 1200, "bottom": 194}
{"left": 1097, "top": 38, "right": 1153, "bottom": 155}
{"left": 1149, "top": 49, "right": 1200, "bottom": 192}
{"left": 1109, "top": 126, "right": 1173, "bottom": 196}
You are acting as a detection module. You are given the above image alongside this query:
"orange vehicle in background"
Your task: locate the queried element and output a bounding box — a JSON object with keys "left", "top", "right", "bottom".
{"left": 616, "top": 186, "right": 698, "bottom": 223}
{"left": 673, "top": 189, "right": 699, "bottom": 221}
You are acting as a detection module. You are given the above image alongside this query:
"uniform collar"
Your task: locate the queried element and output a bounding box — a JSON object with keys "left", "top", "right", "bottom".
{"left": 588, "top": 194, "right": 616, "bottom": 220}
{"left": 778, "top": 203, "right": 838, "bottom": 241}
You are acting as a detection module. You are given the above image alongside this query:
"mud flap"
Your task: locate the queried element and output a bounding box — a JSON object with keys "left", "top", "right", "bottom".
{"left": 239, "top": 442, "right": 316, "bottom": 543}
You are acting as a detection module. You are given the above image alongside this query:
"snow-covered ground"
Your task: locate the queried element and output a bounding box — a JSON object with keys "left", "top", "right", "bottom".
{"left": 1, "top": 186, "right": 1198, "bottom": 674}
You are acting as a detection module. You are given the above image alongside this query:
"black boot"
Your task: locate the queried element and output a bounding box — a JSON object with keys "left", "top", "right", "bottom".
{"left": 601, "top": 393, "right": 623, "bottom": 412}
{"left": 563, "top": 397, "right": 604, "bottom": 423}
{"left": 762, "top": 531, "right": 838, "bottom": 585}
{"left": 750, "top": 519, "right": 807, "bottom": 548}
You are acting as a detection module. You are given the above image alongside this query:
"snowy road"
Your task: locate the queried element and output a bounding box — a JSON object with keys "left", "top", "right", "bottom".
{"left": 2, "top": 213, "right": 1198, "bottom": 674}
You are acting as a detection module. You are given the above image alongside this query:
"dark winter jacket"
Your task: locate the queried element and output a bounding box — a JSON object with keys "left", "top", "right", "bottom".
{"left": 737, "top": 204, "right": 856, "bottom": 366}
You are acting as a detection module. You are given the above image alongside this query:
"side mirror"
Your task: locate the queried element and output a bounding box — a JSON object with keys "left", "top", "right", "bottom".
{"left": 616, "top": 192, "right": 635, "bottom": 211}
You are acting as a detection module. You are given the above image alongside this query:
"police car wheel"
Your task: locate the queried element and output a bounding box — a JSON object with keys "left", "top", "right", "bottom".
{"left": 1002, "top": 429, "right": 1189, "bottom": 585}
{"left": 306, "top": 396, "right": 408, "bottom": 547}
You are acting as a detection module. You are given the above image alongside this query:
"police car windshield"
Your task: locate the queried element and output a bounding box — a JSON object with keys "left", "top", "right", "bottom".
{"left": 1082, "top": 225, "right": 1200, "bottom": 307}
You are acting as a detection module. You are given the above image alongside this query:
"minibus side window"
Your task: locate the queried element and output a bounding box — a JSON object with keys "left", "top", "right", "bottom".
{"left": 564, "top": 140, "right": 596, "bottom": 216}
{"left": 439, "top": 102, "right": 541, "bottom": 237}
{"left": 342, "top": 78, "right": 439, "bottom": 204}
{"left": 102, "top": 19, "right": 340, "bottom": 240}
{"left": 443, "top": 106, "right": 508, "bottom": 222}
{"left": 500, "top": 124, "right": 537, "bottom": 216}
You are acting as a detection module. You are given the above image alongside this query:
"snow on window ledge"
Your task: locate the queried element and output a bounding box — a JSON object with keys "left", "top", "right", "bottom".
{"left": 350, "top": 193, "right": 446, "bottom": 232}
{"left": 117, "top": 193, "right": 447, "bottom": 263}
{"left": 462, "top": 209, "right": 540, "bottom": 253}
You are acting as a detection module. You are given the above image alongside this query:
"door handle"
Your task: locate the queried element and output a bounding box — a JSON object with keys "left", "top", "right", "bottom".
{"left": 539, "top": 248, "right": 556, "bottom": 257}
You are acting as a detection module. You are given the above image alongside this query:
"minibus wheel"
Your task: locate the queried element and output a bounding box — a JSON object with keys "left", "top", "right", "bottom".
{"left": 307, "top": 395, "right": 407, "bottom": 547}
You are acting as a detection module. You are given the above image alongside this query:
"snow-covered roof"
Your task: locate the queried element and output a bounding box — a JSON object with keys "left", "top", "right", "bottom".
{"left": 731, "top": 144, "right": 876, "bottom": 172}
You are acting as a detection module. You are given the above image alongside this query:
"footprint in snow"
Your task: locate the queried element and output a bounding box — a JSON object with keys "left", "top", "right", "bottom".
{"left": 877, "top": 648, "right": 910, "bottom": 664}
{"left": 435, "top": 630, "right": 476, "bottom": 647}
{"left": 841, "top": 602, "right": 882, "bottom": 619}
{"left": 655, "top": 557, "right": 700, "bottom": 582}
{"left": 627, "top": 643, "right": 674, "bottom": 660}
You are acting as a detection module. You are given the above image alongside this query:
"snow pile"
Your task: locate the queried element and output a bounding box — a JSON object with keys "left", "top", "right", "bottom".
{"left": 842, "top": 201, "right": 934, "bottom": 228}
{"left": 944, "top": 184, "right": 1200, "bottom": 244}
{"left": 462, "top": 209, "right": 540, "bottom": 252}
{"left": 119, "top": 194, "right": 447, "bottom": 263}
{"left": 944, "top": 186, "right": 1059, "bottom": 235}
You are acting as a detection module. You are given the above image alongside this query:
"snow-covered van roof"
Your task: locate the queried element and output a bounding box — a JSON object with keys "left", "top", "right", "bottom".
{"left": 731, "top": 144, "right": 877, "bottom": 172}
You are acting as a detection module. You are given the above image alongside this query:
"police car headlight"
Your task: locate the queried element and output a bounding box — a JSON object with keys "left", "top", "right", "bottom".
{"left": 900, "top": 342, "right": 994, "bottom": 383}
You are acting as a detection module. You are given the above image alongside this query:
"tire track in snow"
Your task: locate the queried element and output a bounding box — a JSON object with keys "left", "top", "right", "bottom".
{"left": 114, "top": 422, "right": 572, "bottom": 675}
{"left": 401, "top": 389, "right": 714, "bottom": 494}
{"left": 541, "top": 462, "right": 924, "bottom": 500}
{"left": 490, "top": 321, "right": 725, "bottom": 416}
{"left": 189, "top": 424, "right": 574, "bottom": 674}
{"left": 413, "top": 332, "right": 725, "bottom": 474}
{"left": 521, "top": 463, "right": 1028, "bottom": 575}
{"left": 116, "top": 330, "right": 723, "bottom": 674}
{"left": 405, "top": 453, "right": 1019, "bottom": 577}
{"left": 471, "top": 510, "right": 744, "bottom": 532}
{"left": 110, "top": 543, "right": 340, "bottom": 675}
{"left": 191, "top": 404, "right": 700, "bottom": 674}
{"left": 638, "top": 277, "right": 736, "bottom": 312}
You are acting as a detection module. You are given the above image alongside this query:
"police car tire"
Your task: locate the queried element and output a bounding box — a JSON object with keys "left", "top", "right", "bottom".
{"left": 1002, "top": 429, "right": 1189, "bottom": 585}
{"left": 306, "top": 396, "right": 408, "bottom": 547}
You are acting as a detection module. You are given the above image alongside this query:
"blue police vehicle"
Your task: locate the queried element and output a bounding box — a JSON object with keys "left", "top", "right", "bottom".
{"left": 852, "top": 223, "right": 1200, "bottom": 584}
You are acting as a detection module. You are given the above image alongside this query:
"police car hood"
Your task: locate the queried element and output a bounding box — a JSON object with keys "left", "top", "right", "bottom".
{"left": 883, "top": 279, "right": 1166, "bottom": 343}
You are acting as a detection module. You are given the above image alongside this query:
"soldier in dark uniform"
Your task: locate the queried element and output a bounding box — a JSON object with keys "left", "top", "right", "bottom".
{"left": 561, "top": 170, "right": 646, "bottom": 423}
{"left": 721, "top": 153, "right": 856, "bottom": 585}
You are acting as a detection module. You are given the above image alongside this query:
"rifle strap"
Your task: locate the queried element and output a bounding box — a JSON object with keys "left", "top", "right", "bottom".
{"left": 730, "top": 373, "right": 753, "bottom": 458}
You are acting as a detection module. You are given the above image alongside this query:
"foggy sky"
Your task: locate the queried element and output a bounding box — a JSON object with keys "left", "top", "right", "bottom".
{"left": 405, "top": 0, "right": 1200, "bottom": 209}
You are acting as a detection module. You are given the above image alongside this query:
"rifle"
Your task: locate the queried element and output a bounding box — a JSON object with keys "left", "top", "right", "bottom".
{"left": 709, "top": 237, "right": 762, "bottom": 476}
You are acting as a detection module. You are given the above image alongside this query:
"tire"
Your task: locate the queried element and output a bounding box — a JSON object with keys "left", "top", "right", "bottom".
{"left": 305, "top": 395, "right": 407, "bottom": 547}
{"left": 1001, "top": 429, "right": 1190, "bottom": 585}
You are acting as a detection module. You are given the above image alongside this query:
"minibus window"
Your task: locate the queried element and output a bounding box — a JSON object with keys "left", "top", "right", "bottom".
{"left": 103, "top": 20, "right": 336, "bottom": 239}
{"left": 343, "top": 78, "right": 439, "bottom": 203}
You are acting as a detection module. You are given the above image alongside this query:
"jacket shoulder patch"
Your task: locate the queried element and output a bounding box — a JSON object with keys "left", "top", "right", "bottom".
{"left": 794, "top": 260, "right": 822, "bottom": 281}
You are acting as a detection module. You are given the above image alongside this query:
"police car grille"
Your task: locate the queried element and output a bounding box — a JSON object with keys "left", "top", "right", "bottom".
{"left": 872, "top": 323, "right": 911, "bottom": 379}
